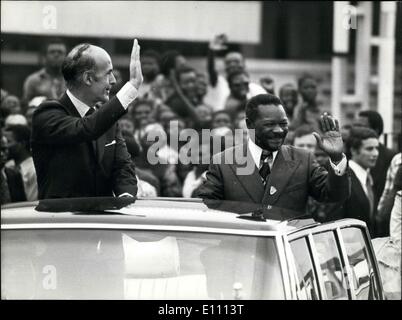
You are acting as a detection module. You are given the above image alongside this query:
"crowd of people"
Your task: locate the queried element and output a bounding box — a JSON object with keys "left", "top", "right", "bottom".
{"left": 0, "top": 36, "right": 400, "bottom": 244}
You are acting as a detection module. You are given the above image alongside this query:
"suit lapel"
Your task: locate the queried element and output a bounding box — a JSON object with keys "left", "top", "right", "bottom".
{"left": 60, "top": 93, "right": 106, "bottom": 164}
{"left": 59, "top": 93, "right": 81, "bottom": 118}
{"left": 264, "top": 146, "right": 300, "bottom": 204}
{"left": 229, "top": 144, "right": 265, "bottom": 203}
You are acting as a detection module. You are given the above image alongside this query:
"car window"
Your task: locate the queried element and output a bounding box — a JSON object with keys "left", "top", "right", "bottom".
{"left": 1, "top": 229, "right": 284, "bottom": 300}
{"left": 313, "top": 232, "right": 349, "bottom": 300}
{"left": 341, "top": 227, "right": 378, "bottom": 300}
{"left": 290, "top": 237, "right": 320, "bottom": 300}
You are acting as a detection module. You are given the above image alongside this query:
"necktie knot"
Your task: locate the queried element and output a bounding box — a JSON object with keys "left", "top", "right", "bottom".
{"left": 261, "top": 150, "right": 272, "bottom": 162}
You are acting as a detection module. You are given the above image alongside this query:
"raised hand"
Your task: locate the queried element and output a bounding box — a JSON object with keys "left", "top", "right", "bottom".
{"left": 209, "top": 34, "right": 228, "bottom": 51}
{"left": 312, "top": 112, "right": 344, "bottom": 163}
{"left": 129, "top": 39, "right": 143, "bottom": 90}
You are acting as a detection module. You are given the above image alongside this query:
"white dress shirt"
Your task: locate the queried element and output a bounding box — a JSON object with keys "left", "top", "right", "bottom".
{"left": 247, "top": 138, "right": 347, "bottom": 175}
{"left": 66, "top": 82, "right": 138, "bottom": 117}
{"left": 349, "top": 160, "right": 372, "bottom": 196}
{"left": 18, "top": 157, "right": 38, "bottom": 201}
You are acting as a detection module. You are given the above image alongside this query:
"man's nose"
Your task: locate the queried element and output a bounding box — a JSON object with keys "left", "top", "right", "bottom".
{"left": 110, "top": 72, "right": 116, "bottom": 85}
{"left": 272, "top": 125, "right": 284, "bottom": 133}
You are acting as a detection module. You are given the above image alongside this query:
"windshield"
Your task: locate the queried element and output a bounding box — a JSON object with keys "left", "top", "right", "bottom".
{"left": 1, "top": 229, "right": 284, "bottom": 300}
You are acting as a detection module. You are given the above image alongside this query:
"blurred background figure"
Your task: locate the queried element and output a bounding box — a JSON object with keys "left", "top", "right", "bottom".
{"left": 22, "top": 38, "right": 67, "bottom": 103}
{"left": 260, "top": 75, "right": 275, "bottom": 95}
{"left": 279, "top": 84, "right": 298, "bottom": 126}
{"left": 225, "top": 70, "right": 250, "bottom": 118}
{"left": 292, "top": 125, "right": 317, "bottom": 154}
{"left": 3, "top": 125, "right": 38, "bottom": 201}
{"left": 0, "top": 134, "right": 27, "bottom": 204}
{"left": 138, "top": 49, "right": 161, "bottom": 99}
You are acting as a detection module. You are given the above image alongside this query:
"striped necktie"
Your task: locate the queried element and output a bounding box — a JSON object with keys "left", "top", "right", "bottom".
{"left": 259, "top": 150, "right": 272, "bottom": 184}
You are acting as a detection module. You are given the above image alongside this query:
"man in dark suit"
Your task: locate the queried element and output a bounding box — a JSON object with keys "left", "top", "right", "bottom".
{"left": 31, "top": 39, "right": 143, "bottom": 199}
{"left": 355, "top": 110, "right": 398, "bottom": 234}
{"left": 334, "top": 127, "right": 380, "bottom": 237}
{"left": 194, "top": 94, "right": 350, "bottom": 217}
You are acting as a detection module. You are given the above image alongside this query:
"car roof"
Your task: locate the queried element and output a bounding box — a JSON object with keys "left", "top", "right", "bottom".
{"left": 1, "top": 198, "right": 363, "bottom": 235}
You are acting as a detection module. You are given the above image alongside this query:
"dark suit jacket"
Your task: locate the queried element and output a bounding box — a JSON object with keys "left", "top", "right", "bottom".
{"left": 333, "top": 170, "right": 376, "bottom": 236}
{"left": 194, "top": 144, "right": 351, "bottom": 215}
{"left": 31, "top": 93, "right": 137, "bottom": 199}
{"left": 4, "top": 167, "right": 27, "bottom": 202}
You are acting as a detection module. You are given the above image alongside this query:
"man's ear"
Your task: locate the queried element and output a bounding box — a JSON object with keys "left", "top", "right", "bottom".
{"left": 245, "top": 118, "right": 253, "bottom": 130}
{"left": 82, "top": 71, "right": 93, "bottom": 86}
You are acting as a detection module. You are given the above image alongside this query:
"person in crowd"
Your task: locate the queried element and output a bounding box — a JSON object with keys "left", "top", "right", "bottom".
{"left": 292, "top": 74, "right": 322, "bottom": 132}
{"left": 129, "top": 98, "right": 155, "bottom": 146}
{"left": 204, "top": 34, "right": 265, "bottom": 110}
{"left": 165, "top": 66, "right": 202, "bottom": 127}
{"left": 224, "top": 70, "right": 250, "bottom": 118}
{"left": 0, "top": 135, "right": 26, "bottom": 204}
{"left": 333, "top": 127, "right": 379, "bottom": 237}
{"left": 194, "top": 94, "right": 350, "bottom": 216}
{"left": 23, "top": 38, "right": 67, "bottom": 103}
{"left": 3, "top": 125, "right": 38, "bottom": 201}
{"left": 31, "top": 39, "right": 143, "bottom": 199}
{"left": 355, "top": 110, "right": 398, "bottom": 208}
{"left": 1, "top": 95, "right": 23, "bottom": 116}
{"left": 278, "top": 84, "right": 298, "bottom": 125}
{"left": 211, "top": 110, "right": 233, "bottom": 130}
{"left": 155, "top": 50, "right": 187, "bottom": 102}
{"left": 376, "top": 153, "right": 402, "bottom": 237}
{"left": 194, "top": 104, "right": 213, "bottom": 130}
{"left": 260, "top": 75, "right": 275, "bottom": 95}
{"left": 24, "top": 96, "right": 47, "bottom": 129}
{"left": 118, "top": 113, "right": 135, "bottom": 136}
{"left": 292, "top": 125, "right": 317, "bottom": 154}
{"left": 134, "top": 123, "right": 182, "bottom": 197}
{"left": 138, "top": 49, "right": 161, "bottom": 99}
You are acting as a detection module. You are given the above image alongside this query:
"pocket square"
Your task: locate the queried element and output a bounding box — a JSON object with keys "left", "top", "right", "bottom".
{"left": 105, "top": 140, "right": 116, "bottom": 147}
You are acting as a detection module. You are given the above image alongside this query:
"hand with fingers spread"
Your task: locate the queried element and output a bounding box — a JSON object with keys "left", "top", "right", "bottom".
{"left": 129, "top": 39, "right": 143, "bottom": 90}
{"left": 312, "top": 112, "right": 344, "bottom": 164}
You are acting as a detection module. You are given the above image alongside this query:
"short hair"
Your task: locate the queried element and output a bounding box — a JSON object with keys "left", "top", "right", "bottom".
{"left": 279, "top": 83, "right": 297, "bottom": 96}
{"left": 346, "top": 126, "right": 378, "bottom": 155}
{"left": 227, "top": 70, "right": 249, "bottom": 86}
{"left": 293, "top": 124, "right": 315, "bottom": 139}
{"left": 245, "top": 94, "right": 283, "bottom": 123}
{"left": 61, "top": 43, "right": 96, "bottom": 89}
{"left": 297, "top": 73, "right": 316, "bottom": 89}
{"left": 358, "top": 110, "right": 384, "bottom": 136}
{"left": 4, "top": 124, "right": 31, "bottom": 150}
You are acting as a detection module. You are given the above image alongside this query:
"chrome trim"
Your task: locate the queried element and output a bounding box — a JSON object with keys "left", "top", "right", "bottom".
{"left": 307, "top": 233, "right": 327, "bottom": 300}
{"left": 283, "top": 234, "right": 300, "bottom": 300}
{"left": 276, "top": 234, "right": 292, "bottom": 300}
{"left": 335, "top": 227, "right": 356, "bottom": 300}
{"left": 287, "top": 219, "right": 367, "bottom": 240}
{"left": 1, "top": 223, "right": 279, "bottom": 237}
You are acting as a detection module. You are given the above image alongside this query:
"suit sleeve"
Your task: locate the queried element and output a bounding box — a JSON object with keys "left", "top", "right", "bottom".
{"left": 111, "top": 123, "right": 138, "bottom": 197}
{"left": 193, "top": 163, "right": 224, "bottom": 200}
{"left": 32, "top": 97, "right": 126, "bottom": 145}
{"left": 308, "top": 152, "right": 351, "bottom": 203}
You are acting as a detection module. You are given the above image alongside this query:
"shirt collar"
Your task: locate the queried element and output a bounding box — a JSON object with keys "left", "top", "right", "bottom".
{"left": 247, "top": 138, "right": 278, "bottom": 166}
{"left": 66, "top": 90, "right": 91, "bottom": 118}
{"left": 349, "top": 160, "right": 370, "bottom": 188}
